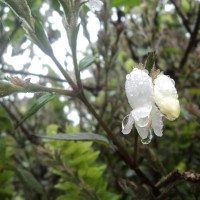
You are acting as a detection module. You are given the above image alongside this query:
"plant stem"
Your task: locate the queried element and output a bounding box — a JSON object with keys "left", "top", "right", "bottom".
{"left": 24, "top": 83, "right": 78, "bottom": 97}
{"left": 50, "top": 54, "right": 78, "bottom": 91}
{"left": 133, "top": 133, "right": 138, "bottom": 166}
{"left": 71, "top": 43, "right": 82, "bottom": 89}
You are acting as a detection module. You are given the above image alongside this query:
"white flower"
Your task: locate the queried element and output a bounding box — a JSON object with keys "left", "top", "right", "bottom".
{"left": 85, "top": 0, "right": 103, "bottom": 12}
{"left": 122, "top": 67, "right": 180, "bottom": 144}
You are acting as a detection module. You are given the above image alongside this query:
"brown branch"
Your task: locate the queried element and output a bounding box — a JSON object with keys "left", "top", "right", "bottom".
{"left": 170, "top": 0, "right": 192, "bottom": 34}
{"left": 156, "top": 170, "right": 180, "bottom": 188}
{"left": 179, "top": 3, "right": 200, "bottom": 68}
{"left": 124, "top": 32, "right": 139, "bottom": 62}
{"left": 156, "top": 170, "right": 200, "bottom": 189}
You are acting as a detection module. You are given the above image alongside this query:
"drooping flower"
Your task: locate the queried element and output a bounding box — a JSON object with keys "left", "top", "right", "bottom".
{"left": 122, "top": 67, "right": 180, "bottom": 144}
{"left": 85, "top": 0, "right": 103, "bottom": 12}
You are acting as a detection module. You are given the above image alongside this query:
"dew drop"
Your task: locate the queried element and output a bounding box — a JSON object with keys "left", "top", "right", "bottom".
{"left": 122, "top": 114, "right": 130, "bottom": 129}
{"left": 126, "top": 74, "right": 131, "bottom": 80}
{"left": 141, "top": 129, "right": 153, "bottom": 144}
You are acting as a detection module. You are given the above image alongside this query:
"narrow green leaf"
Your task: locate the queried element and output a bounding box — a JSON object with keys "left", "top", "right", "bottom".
{"left": 16, "top": 167, "right": 44, "bottom": 194}
{"left": 79, "top": 56, "right": 96, "bottom": 71}
{"left": 17, "top": 94, "right": 56, "bottom": 127}
{"left": 112, "top": 0, "right": 140, "bottom": 7}
{"left": 145, "top": 51, "right": 156, "bottom": 71}
{"left": 33, "top": 133, "right": 109, "bottom": 145}
{"left": 0, "top": 0, "right": 33, "bottom": 29}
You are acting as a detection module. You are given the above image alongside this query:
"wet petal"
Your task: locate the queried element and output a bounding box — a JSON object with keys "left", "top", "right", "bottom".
{"left": 154, "top": 74, "right": 180, "bottom": 120}
{"left": 131, "top": 105, "right": 152, "bottom": 127}
{"left": 125, "top": 68, "right": 154, "bottom": 109}
{"left": 151, "top": 105, "right": 163, "bottom": 137}
{"left": 135, "top": 124, "right": 149, "bottom": 139}
{"left": 122, "top": 114, "right": 134, "bottom": 135}
{"left": 141, "top": 129, "right": 153, "bottom": 144}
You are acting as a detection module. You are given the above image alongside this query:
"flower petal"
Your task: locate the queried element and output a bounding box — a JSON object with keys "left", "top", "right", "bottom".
{"left": 135, "top": 124, "right": 149, "bottom": 139}
{"left": 131, "top": 105, "right": 152, "bottom": 127}
{"left": 151, "top": 105, "right": 163, "bottom": 137}
{"left": 125, "top": 68, "right": 153, "bottom": 109}
{"left": 122, "top": 114, "right": 134, "bottom": 135}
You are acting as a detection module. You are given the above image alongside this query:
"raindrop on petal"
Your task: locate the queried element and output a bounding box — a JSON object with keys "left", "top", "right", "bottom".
{"left": 126, "top": 74, "right": 131, "bottom": 80}
{"left": 122, "top": 114, "right": 129, "bottom": 129}
{"left": 122, "top": 114, "right": 134, "bottom": 135}
{"left": 141, "top": 129, "right": 153, "bottom": 144}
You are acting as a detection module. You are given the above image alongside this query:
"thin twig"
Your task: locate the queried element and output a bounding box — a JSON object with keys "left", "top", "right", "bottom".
{"left": 1, "top": 69, "right": 66, "bottom": 82}
{"left": 23, "top": 83, "right": 77, "bottom": 97}
{"left": 0, "top": 101, "right": 40, "bottom": 145}
{"left": 133, "top": 133, "right": 138, "bottom": 166}
{"left": 156, "top": 170, "right": 200, "bottom": 189}
{"left": 170, "top": 0, "right": 192, "bottom": 34}
{"left": 179, "top": 3, "right": 200, "bottom": 68}
{"left": 50, "top": 54, "right": 78, "bottom": 91}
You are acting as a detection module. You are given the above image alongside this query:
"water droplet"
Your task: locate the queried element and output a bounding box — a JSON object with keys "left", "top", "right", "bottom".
{"left": 141, "top": 129, "right": 153, "bottom": 144}
{"left": 136, "top": 116, "right": 149, "bottom": 127}
{"left": 126, "top": 74, "right": 130, "bottom": 80}
{"left": 130, "top": 94, "right": 133, "bottom": 97}
{"left": 122, "top": 114, "right": 130, "bottom": 129}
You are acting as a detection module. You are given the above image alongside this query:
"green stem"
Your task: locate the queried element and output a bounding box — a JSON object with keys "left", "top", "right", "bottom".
{"left": 50, "top": 54, "right": 78, "bottom": 91}
{"left": 24, "top": 83, "right": 78, "bottom": 97}
{"left": 72, "top": 47, "right": 82, "bottom": 89}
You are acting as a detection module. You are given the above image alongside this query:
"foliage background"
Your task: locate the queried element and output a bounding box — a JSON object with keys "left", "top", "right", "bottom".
{"left": 0, "top": 0, "right": 200, "bottom": 199}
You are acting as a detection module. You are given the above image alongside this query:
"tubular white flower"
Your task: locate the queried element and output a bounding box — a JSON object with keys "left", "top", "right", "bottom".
{"left": 85, "top": 0, "right": 103, "bottom": 12}
{"left": 122, "top": 67, "right": 180, "bottom": 144}
{"left": 153, "top": 74, "right": 180, "bottom": 121}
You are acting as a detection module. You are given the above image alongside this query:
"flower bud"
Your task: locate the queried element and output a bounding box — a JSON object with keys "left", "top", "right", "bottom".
{"left": 153, "top": 74, "right": 180, "bottom": 120}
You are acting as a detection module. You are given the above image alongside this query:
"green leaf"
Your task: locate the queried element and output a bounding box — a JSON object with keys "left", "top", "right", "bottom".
{"left": 33, "top": 132, "right": 109, "bottom": 145}
{"left": 16, "top": 167, "right": 44, "bottom": 194}
{"left": 79, "top": 56, "right": 96, "bottom": 71}
{"left": 17, "top": 94, "right": 56, "bottom": 127}
{"left": 0, "top": 0, "right": 34, "bottom": 29}
{"left": 112, "top": 0, "right": 140, "bottom": 7}
{"left": 145, "top": 51, "right": 156, "bottom": 71}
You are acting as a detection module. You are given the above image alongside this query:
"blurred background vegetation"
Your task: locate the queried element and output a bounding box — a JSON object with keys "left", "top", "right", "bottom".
{"left": 0, "top": 0, "right": 200, "bottom": 199}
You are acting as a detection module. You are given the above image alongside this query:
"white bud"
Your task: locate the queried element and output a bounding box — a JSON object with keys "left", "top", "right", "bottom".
{"left": 153, "top": 74, "right": 180, "bottom": 120}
